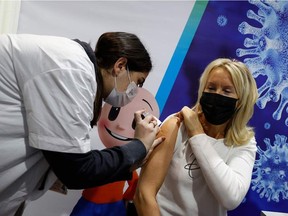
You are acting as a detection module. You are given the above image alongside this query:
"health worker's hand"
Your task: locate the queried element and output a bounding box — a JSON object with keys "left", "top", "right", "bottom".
{"left": 133, "top": 110, "right": 164, "bottom": 154}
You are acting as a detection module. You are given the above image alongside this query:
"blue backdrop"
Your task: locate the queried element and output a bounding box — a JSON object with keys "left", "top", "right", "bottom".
{"left": 156, "top": 0, "right": 288, "bottom": 215}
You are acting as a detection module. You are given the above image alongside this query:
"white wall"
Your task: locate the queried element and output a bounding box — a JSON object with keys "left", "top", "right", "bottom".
{"left": 18, "top": 1, "right": 194, "bottom": 215}
{"left": 0, "top": 0, "right": 21, "bottom": 33}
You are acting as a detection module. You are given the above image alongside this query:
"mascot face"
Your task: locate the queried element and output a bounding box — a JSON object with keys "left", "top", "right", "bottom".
{"left": 97, "top": 88, "right": 159, "bottom": 148}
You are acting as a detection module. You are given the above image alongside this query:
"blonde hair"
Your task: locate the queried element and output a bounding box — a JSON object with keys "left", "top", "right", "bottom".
{"left": 196, "top": 58, "right": 258, "bottom": 146}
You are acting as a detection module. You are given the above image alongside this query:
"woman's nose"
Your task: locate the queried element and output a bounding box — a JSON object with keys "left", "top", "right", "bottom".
{"left": 215, "top": 89, "right": 222, "bottom": 95}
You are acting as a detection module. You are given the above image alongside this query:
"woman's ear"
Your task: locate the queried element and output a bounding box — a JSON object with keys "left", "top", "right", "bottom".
{"left": 112, "top": 57, "right": 128, "bottom": 77}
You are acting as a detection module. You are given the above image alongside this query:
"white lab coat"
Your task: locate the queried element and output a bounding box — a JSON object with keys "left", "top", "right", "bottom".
{"left": 0, "top": 34, "right": 96, "bottom": 216}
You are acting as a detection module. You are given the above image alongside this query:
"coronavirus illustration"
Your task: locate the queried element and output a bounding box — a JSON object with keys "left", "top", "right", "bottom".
{"left": 251, "top": 134, "right": 288, "bottom": 202}
{"left": 217, "top": 15, "right": 228, "bottom": 27}
{"left": 236, "top": 0, "right": 288, "bottom": 126}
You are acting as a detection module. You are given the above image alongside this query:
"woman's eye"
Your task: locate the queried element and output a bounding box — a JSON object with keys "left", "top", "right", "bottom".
{"left": 224, "top": 88, "right": 234, "bottom": 94}
{"left": 206, "top": 87, "right": 215, "bottom": 91}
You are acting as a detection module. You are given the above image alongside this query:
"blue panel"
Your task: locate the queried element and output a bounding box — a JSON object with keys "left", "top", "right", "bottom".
{"left": 155, "top": 0, "right": 208, "bottom": 114}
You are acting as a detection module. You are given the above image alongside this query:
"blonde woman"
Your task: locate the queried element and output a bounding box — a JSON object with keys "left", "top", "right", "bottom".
{"left": 134, "top": 58, "right": 258, "bottom": 216}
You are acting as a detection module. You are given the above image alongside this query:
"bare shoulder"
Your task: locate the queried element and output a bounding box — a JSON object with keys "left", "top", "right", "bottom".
{"left": 159, "top": 114, "right": 181, "bottom": 135}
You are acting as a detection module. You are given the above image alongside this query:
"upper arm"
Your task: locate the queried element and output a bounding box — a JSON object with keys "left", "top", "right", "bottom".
{"left": 23, "top": 68, "right": 95, "bottom": 153}
{"left": 137, "top": 115, "right": 181, "bottom": 196}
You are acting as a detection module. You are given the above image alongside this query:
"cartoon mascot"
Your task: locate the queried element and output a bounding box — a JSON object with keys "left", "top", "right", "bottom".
{"left": 70, "top": 88, "right": 160, "bottom": 216}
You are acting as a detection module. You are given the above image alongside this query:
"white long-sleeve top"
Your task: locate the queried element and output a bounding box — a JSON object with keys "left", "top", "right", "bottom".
{"left": 157, "top": 123, "right": 257, "bottom": 216}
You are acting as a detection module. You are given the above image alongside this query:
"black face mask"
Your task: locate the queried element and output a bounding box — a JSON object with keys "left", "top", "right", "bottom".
{"left": 200, "top": 92, "right": 237, "bottom": 125}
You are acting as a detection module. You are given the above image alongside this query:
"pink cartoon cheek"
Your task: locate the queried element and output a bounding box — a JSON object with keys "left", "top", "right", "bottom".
{"left": 98, "top": 119, "right": 112, "bottom": 142}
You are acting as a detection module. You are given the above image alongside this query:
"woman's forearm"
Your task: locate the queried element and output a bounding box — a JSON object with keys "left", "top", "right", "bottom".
{"left": 134, "top": 192, "right": 161, "bottom": 216}
{"left": 189, "top": 134, "right": 257, "bottom": 209}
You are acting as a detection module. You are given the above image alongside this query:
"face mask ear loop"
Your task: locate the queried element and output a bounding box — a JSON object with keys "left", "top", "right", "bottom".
{"left": 126, "top": 65, "right": 132, "bottom": 83}
{"left": 114, "top": 76, "right": 118, "bottom": 91}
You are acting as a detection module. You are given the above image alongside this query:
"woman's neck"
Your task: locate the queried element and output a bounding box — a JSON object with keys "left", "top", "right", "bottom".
{"left": 198, "top": 113, "right": 227, "bottom": 139}
{"left": 204, "top": 122, "right": 227, "bottom": 139}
